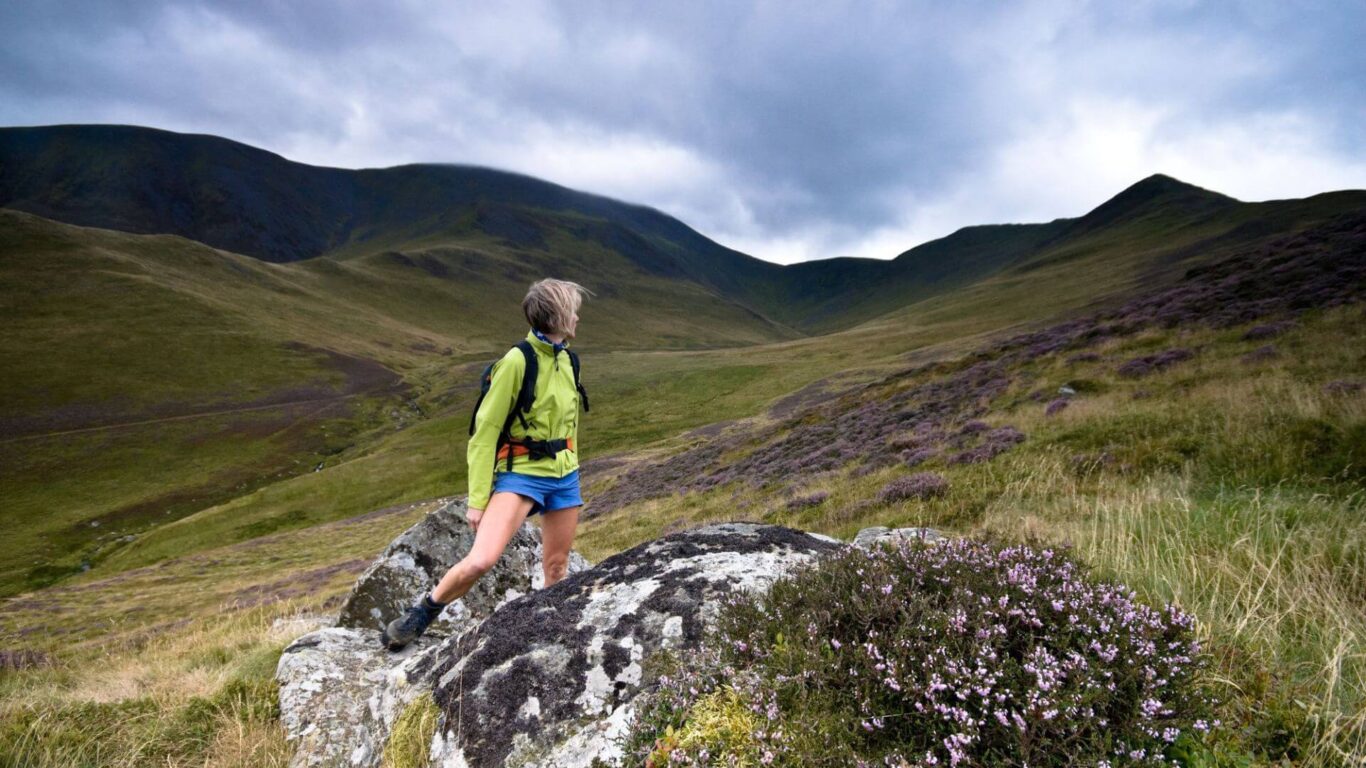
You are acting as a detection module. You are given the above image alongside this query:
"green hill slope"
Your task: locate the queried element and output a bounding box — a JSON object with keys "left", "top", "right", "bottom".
{"left": 0, "top": 203, "right": 1361, "bottom": 767}
{"left": 3, "top": 124, "right": 1363, "bottom": 602}
{"left": 0, "top": 124, "right": 795, "bottom": 326}
{"left": 0, "top": 207, "right": 797, "bottom": 596}
{"left": 11, "top": 125, "right": 1361, "bottom": 337}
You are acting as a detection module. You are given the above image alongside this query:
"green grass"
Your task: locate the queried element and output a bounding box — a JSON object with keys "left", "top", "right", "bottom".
{"left": 575, "top": 305, "right": 1366, "bottom": 765}
{"left": 0, "top": 207, "right": 806, "bottom": 595}
{"left": 381, "top": 695, "right": 440, "bottom": 768}
{"left": 2, "top": 193, "right": 1363, "bottom": 765}
{"left": 4, "top": 298, "right": 1361, "bottom": 763}
{"left": 0, "top": 496, "right": 438, "bottom": 766}
{"left": 4, "top": 183, "right": 1358, "bottom": 595}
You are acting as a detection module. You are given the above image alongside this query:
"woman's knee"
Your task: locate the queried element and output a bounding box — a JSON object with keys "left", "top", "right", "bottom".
{"left": 462, "top": 552, "right": 500, "bottom": 577}
{"left": 462, "top": 492, "right": 533, "bottom": 576}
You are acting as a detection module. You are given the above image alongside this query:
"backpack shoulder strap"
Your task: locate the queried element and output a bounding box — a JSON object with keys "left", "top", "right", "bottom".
{"left": 513, "top": 341, "right": 538, "bottom": 423}
{"left": 567, "top": 348, "right": 590, "bottom": 412}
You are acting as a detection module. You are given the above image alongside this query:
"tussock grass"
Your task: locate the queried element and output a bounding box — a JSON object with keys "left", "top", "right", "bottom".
{"left": 0, "top": 500, "right": 440, "bottom": 766}
{"left": 3, "top": 198, "right": 1361, "bottom": 765}
{"left": 593, "top": 305, "right": 1366, "bottom": 764}
{"left": 0, "top": 603, "right": 299, "bottom": 768}
{"left": 381, "top": 694, "right": 441, "bottom": 768}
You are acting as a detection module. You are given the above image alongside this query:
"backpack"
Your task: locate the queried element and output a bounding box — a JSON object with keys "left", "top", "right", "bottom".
{"left": 468, "top": 340, "right": 590, "bottom": 471}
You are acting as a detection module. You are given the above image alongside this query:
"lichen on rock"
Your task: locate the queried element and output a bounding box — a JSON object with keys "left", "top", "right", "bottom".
{"left": 276, "top": 499, "right": 934, "bottom": 768}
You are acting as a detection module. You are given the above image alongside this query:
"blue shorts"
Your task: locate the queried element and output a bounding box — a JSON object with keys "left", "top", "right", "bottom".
{"left": 492, "top": 469, "right": 583, "bottom": 516}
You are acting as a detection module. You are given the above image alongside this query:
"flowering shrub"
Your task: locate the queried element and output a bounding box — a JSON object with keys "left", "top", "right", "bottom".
{"left": 879, "top": 473, "right": 949, "bottom": 502}
{"left": 622, "top": 538, "right": 1215, "bottom": 767}
{"left": 1242, "top": 322, "right": 1291, "bottom": 341}
{"left": 1322, "top": 379, "right": 1362, "bottom": 396}
{"left": 1117, "top": 349, "right": 1195, "bottom": 379}
{"left": 1240, "top": 345, "right": 1278, "bottom": 364}
{"left": 786, "top": 491, "right": 829, "bottom": 511}
{"left": 900, "top": 447, "right": 938, "bottom": 467}
{"left": 946, "top": 425, "right": 1027, "bottom": 466}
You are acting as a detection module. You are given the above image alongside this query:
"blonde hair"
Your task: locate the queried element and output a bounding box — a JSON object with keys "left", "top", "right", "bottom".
{"left": 523, "top": 278, "right": 594, "bottom": 335}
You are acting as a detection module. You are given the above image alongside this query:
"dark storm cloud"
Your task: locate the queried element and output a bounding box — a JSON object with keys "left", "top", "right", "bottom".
{"left": 2, "top": 1, "right": 1363, "bottom": 263}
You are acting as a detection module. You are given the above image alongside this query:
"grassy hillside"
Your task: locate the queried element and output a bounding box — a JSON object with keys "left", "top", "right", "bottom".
{"left": 0, "top": 207, "right": 797, "bottom": 597}
{"left": 9, "top": 125, "right": 1362, "bottom": 338}
{"left": 3, "top": 177, "right": 1361, "bottom": 597}
{"left": 0, "top": 207, "right": 1361, "bottom": 766}
{"left": 0, "top": 124, "right": 791, "bottom": 312}
{"left": 575, "top": 211, "right": 1366, "bottom": 765}
{"left": 2, "top": 124, "right": 1363, "bottom": 764}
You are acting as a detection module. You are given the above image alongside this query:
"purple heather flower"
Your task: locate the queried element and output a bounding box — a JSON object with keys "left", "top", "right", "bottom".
{"left": 1324, "top": 379, "right": 1362, "bottom": 396}
{"left": 879, "top": 472, "right": 949, "bottom": 502}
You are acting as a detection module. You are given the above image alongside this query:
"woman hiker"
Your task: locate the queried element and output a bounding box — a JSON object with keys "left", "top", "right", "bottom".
{"left": 382, "top": 278, "right": 594, "bottom": 651}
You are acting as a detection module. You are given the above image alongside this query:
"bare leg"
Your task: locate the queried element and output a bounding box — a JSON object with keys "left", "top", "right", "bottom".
{"left": 539, "top": 504, "right": 580, "bottom": 588}
{"left": 431, "top": 492, "right": 533, "bottom": 603}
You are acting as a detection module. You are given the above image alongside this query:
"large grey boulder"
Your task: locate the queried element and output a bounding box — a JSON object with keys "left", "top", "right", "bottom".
{"left": 420, "top": 522, "right": 843, "bottom": 768}
{"left": 276, "top": 627, "right": 443, "bottom": 768}
{"left": 278, "top": 498, "right": 592, "bottom": 768}
{"left": 337, "top": 498, "right": 592, "bottom": 638}
{"left": 276, "top": 509, "right": 942, "bottom": 768}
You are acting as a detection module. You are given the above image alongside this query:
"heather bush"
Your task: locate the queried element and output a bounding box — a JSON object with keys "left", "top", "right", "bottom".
{"left": 900, "top": 447, "right": 938, "bottom": 467}
{"left": 786, "top": 491, "right": 829, "bottom": 511}
{"left": 621, "top": 538, "right": 1215, "bottom": 767}
{"left": 1240, "top": 344, "right": 1278, "bottom": 364}
{"left": 1242, "top": 322, "right": 1292, "bottom": 341}
{"left": 948, "top": 444, "right": 1007, "bottom": 465}
{"left": 879, "top": 472, "right": 949, "bottom": 502}
{"left": 1117, "top": 349, "right": 1195, "bottom": 379}
{"left": 1322, "top": 379, "right": 1362, "bottom": 396}
{"left": 1045, "top": 398, "right": 1070, "bottom": 417}
{"left": 984, "top": 426, "right": 1025, "bottom": 445}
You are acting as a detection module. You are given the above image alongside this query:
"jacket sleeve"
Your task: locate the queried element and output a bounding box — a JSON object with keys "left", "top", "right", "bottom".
{"left": 466, "top": 350, "right": 524, "bottom": 510}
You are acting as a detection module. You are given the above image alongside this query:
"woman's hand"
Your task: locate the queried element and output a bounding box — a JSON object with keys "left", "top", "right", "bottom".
{"left": 466, "top": 505, "right": 484, "bottom": 533}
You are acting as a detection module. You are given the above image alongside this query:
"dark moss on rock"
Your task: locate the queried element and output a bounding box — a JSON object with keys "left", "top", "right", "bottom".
{"left": 427, "top": 523, "right": 840, "bottom": 767}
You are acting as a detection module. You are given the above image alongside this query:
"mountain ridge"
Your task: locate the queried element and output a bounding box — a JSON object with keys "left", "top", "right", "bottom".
{"left": 6, "top": 123, "right": 1364, "bottom": 337}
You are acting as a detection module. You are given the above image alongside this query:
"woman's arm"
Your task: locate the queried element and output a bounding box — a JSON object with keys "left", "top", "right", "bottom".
{"left": 466, "top": 349, "right": 524, "bottom": 512}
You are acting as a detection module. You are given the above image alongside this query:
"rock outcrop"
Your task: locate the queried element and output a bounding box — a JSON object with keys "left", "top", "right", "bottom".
{"left": 278, "top": 498, "right": 593, "bottom": 768}
{"left": 276, "top": 626, "right": 439, "bottom": 768}
{"left": 276, "top": 500, "right": 938, "bottom": 768}
{"left": 336, "top": 500, "right": 591, "bottom": 638}
{"left": 423, "top": 522, "right": 843, "bottom": 767}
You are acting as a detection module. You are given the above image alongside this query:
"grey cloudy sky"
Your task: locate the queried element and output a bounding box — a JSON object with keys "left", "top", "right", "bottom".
{"left": 3, "top": 1, "right": 1364, "bottom": 264}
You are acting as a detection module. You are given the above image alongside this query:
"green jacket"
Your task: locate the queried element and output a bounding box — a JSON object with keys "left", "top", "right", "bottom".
{"left": 466, "top": 330, "right": 582, "bottom": 509}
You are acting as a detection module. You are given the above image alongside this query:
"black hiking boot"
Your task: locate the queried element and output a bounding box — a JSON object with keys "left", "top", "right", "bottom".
{"left": 381, "top": 594, "right": 447, "bottom": 651}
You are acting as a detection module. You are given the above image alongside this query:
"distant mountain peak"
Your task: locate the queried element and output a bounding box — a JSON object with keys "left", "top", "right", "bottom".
{"left": 1120, "top": 173, "right": 1232, "bottom": 200}
{"left": 1068, "top": 173, "right": 1238, "bottom": 233}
